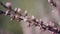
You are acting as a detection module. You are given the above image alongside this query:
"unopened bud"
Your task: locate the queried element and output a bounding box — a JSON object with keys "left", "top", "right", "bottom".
{"left": 31, "top": 15, "right": 36, "bottom": 21}
{"left": 45, "top": 23, "right": 49, "bottom": 26}
{"left": 24, "top": 16, "right": 30, "bottom": 22}
{"left": 15, "top": 14, "right": 20, "bottom": 19}
{"left": 17, "top": 8, "right": 21, "bottom": 14}
{"left": 34, "top": 19, "right": 39, "bottom": 26}
{"left": 40, "top": 19, "right": 43, "bottom": 26}
{"left": 48, "top": 0, "right": 56, "bottom": 7}
{"left": 10, "top": 14, "right": 15, "bottom": 21}
{"left": 14, "top": 8, "right": 18, "bottom": 11}
{"left": 24, "top": 10, "right": 28, "bottom": 16}
{"left": 54, "top": 27, "right": 58, "bottom": 30}
{"left": 25, "top": 16, "right": 29, "bottom": 19}
{"left": 40, "top": 19, "right": 42, "bottom": 22}
{"left": 52, "top": 32, "right": 55, "bottom": 34}
{"left": 5, "top": 9, "right": 10, "bottom": 16}
{"left": 41, "top": 29, "right": 45, "bottom": 31}
{"left": 15, "top": 14, "right": 21, "bottom": 22}
{"left": 48, "top": 0, "right": 51, "bottom": 3}
{"left": 40, "top": 19, "right": 43, "bottom": 23}
{"left": 5, "top": 2, "right": 12, "bottom": 8}
{"left": 24, "top": 18, "right": 28, "bottom": 22}
{"left": 36, "top": 19, "right": 39, "bottom": 22}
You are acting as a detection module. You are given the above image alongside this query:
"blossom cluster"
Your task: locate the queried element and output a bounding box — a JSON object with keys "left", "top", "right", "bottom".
{"left": 0, "top": 0, "right": 60, "bottom": 34}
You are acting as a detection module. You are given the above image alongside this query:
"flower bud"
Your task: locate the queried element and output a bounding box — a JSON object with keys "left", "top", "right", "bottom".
{"left": 48, "top": 0, "right": 56, "bottom": 7}
{"left": 17, "top": 8, "right": 21, "bottom": 14}
{"left": 31, "top": 15, "right": 36, "bottom": 21}
{"left": 24, "top": 18, "right": 28, "bottom": 22}
{"left": 40, "top": 19, "right": 42, "bottom": 22}
{"left": 53, "top": 27, "right": 58, "bottom": 30}
{"left": 34, "top": 19, "right": 40, "bottom": 26}
{"left": 25, "top": 16, "right": 29, "bottom": 19}
{"left": 39, "top": 19, "right": 43, "bottom": 26}
{"left": 24, "top": 10, "right": 28, "bottom": 16}
{"left": 48, "top": 0, "right": 51, "bottom": 3}
{"left": 41, "top": 28, "right": 46, "bottom": 31}
{"left": 14, "top": 8, "right": 18, "bottom": 12}
{"left": 5, "top": 2, "right": 12, "bottom": 8}
{"left": 5, "top": 9, "right": 10, "bottom": 16}
{"left": 10, "top": 13, "right": 15, "bottom": 21}
{"left": 40, "top": 19, "right": 43, "bottom": 23}
{"left": 36, "top": 19, "right": 39, "bottom": 22}
{"left": 15, "top": 14, "right": 20, "bottom": 19}
{"left": 36, "top": 19, "right": 39, "bottom": 25}
{"left": 52, "top": 32, "right": 56, "bottom": 34}
{"left": 24, "top": 16, "right": 30, "bottom": 22}
{"left": 15, "top": 14, "right": 20, "bottom": 22}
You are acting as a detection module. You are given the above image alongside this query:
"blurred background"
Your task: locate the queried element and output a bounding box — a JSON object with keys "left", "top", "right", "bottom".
{"left": 0, "top": 0, "right": 52, "bottom": 34}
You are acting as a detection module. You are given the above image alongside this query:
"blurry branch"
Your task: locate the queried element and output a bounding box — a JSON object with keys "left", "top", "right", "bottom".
{"left": 0, "top": 10, "right": 5, "bottom": 14}
{"left": 0, "top": 0, "right": 60, "bottom": 34}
